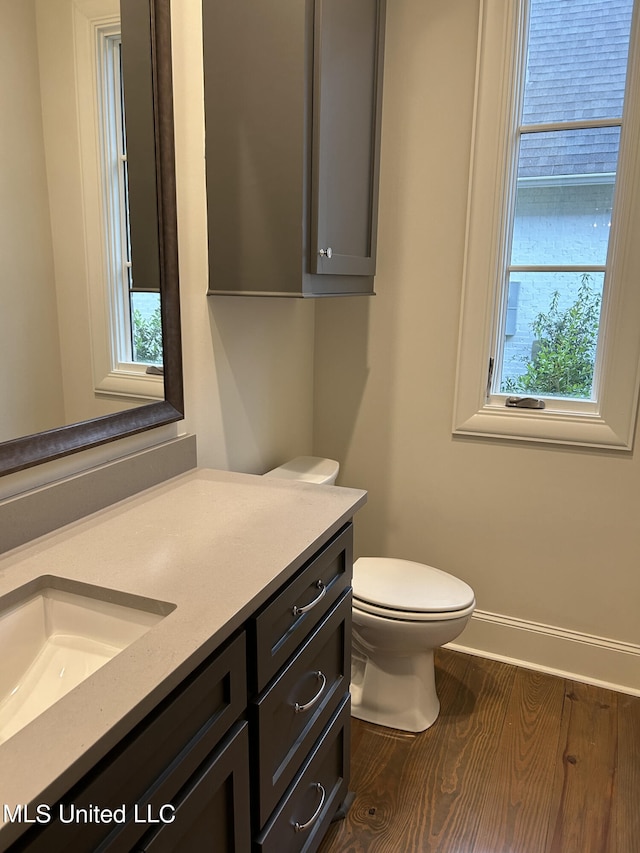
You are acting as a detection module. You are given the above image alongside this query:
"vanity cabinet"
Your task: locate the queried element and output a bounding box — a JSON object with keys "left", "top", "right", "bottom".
{"left": 202, "top": 0, "right": 386, "bottom": 298}
{"left": 4, "top": 522, "right": 355, "bottom": 853}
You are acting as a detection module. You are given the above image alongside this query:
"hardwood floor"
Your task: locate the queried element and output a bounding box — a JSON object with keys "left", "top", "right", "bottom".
{"left": 319, "top": 649, "right": 640, "bottom": 853}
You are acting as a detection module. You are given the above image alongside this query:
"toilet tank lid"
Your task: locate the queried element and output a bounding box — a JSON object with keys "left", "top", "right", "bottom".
{"left": 264, "top": 456, "right": 339, "bottom": 484}
{"left": 353, "top": 557, "right": 475, "bottom": 613}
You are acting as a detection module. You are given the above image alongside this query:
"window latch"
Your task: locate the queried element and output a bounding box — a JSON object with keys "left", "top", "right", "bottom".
{"left": 505, "top": 396, "right": 545, "bottom": 409}
{"left": 486, "top": 357, "right": 494, "bottom": 400}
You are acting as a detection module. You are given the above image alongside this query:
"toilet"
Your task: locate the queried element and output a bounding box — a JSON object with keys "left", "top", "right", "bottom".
{"left": 351, "top": 557, "right": 475, "bottom": 732}
{"left": 264, "top": 456, "right": 475, "bottom": 732}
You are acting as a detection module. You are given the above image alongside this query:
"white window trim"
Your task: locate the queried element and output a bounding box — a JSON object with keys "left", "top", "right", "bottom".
{"left": 453, "top": 0, "right": 640, "bottom": 450}
{"left": 73, "top": 0, "right": 163, "bottom": 402}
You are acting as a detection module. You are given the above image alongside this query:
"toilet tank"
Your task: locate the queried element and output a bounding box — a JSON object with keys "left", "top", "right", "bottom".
{"left": 263, "top": 456, "right": 340, "bottom": 485}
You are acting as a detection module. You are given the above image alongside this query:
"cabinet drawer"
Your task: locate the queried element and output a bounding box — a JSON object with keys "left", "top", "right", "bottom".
{"left": 253, "top": 593, "right": 351, "bottom": 827}
{"left": 252, "top": 524, "right": 352, "bottom": 692}
{"left": 135, "top": 721, "right": 251, "bottom": 853}
{"left": 255, "top": 697, "right": 351, "bottom": 853}
{"left": 15, "top": 632, "right": 247, "bottom": 853}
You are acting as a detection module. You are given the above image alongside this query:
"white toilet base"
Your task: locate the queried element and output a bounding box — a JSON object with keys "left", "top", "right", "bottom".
{"left": 350, "top": 604, "right": 474, "bottom": 733}
{"left": 350, "top": 646, "right": 440, "bottom": 732}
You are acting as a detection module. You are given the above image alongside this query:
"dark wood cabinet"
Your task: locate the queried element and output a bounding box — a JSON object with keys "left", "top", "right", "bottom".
{"left": 134, "top": 722, "right": 251, "bottom": 852}
{"left": 202, "top": 0, "right": 386, "bottom": 298}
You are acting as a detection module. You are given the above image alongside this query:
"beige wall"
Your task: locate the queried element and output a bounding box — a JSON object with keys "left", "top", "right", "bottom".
{"left": 314, "top": 0, "right": 640, "bottom": 690}
{"left": 0, "top": 0, "right": 64, "bottom": 441}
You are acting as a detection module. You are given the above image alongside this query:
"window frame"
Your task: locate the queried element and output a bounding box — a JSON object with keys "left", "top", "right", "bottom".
{"left": 74, "top": 1, "right": 163, "bottom": 402}
{"left": 453, "top": 0, "right": 640, "bottom": 450}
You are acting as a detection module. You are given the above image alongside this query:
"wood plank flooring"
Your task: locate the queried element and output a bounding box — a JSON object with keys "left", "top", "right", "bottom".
{"left": 319, "top": 649, "right": 640, "bottom": 853}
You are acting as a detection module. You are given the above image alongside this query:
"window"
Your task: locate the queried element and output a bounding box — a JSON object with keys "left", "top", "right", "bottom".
{"left": 75, "top": 3, "right": 163, "bottom": 402}
{"left": 98, "top": 30, "right": 163, "bottom": 372}
{"left": 453, "top": 0, "right": 640, "bottom": 449}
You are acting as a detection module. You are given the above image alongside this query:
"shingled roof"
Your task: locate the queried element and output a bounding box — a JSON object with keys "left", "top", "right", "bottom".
{"left": 518, "top": 0, "right": 633, "bottom": 178}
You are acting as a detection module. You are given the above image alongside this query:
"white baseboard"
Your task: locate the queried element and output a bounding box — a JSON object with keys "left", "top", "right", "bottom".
{"left": 445, "top": 609, "right": 640, "bottom": 697}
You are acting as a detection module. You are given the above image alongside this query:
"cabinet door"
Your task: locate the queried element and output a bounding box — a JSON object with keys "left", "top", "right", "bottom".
{"left": 14, "top": 633, "right": 247, "bottom": 853}
{"left": 311, "top": 0, "right": 386, "bottom": 277}
{"left": 135, "top": 722, "right": 251, "bottom": 853}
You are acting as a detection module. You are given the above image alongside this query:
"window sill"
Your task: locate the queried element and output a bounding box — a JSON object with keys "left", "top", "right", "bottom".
{"left": 95, "top": 369, "right": 164, "bottom": 402}
{"left": 453, "top": 403, "right": 633, "bottom": 450}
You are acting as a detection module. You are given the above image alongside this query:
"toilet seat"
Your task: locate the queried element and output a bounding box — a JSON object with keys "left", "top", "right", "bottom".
{"left": 352, "top": 596, "right": 476, "bottom": 622}
{"left": 353, "top": 557, "right": 475, "bottom": 621}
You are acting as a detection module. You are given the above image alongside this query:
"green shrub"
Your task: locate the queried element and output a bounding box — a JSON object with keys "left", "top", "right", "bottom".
{"left": 502, "top": 274, "right": 601, "bottom": 398}
{"left": 132, "top": 306, "right": 163, "bottom": 365}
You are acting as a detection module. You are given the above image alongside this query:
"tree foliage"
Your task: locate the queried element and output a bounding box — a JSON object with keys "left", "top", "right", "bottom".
{"left": 132, "top": 306, "right": 163, "bottom": 365}
{"left": 503, "top": 274, "right": 601, "bottom": 398}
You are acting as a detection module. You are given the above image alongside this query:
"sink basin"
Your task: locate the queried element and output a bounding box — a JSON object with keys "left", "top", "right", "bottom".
{"left": 0, "top": 577, "right": 175, "bottom": 745}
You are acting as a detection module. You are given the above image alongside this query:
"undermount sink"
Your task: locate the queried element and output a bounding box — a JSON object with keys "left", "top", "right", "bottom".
{"left": 0, "top": 577, "right": 175, "bottom": 745}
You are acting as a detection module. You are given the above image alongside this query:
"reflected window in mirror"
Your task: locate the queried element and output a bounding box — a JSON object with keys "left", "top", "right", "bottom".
{"left": 99, "top": 27, "right": 163, "bottom": 374}
{"left": 80, "top": 8, "right": 163, "bottom": 402}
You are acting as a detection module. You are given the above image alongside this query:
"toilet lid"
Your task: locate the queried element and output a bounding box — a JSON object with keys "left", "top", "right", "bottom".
{"left": 353, "top": 557, "right": 475, "bottom": 614}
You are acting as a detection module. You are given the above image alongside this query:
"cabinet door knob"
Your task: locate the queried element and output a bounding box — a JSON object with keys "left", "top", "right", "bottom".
{"left": 318, "top": 247, "right": 333, "bottom": 258}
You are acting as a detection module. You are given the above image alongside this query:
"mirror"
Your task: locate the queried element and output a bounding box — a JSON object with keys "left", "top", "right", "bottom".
{"left": 0, "top": 0, "right": 183, "bottom": 477}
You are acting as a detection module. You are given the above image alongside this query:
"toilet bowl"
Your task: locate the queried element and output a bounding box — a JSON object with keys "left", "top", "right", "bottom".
{"left": 263, "top": 457, "right": 475, "bottom": 732}
{"left": 351, "top": 557, "right": 475, "bottom": 732}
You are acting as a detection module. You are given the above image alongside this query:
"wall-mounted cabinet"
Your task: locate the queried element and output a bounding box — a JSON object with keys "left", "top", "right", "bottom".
{"left": 203, "top": 0, "right": 386, "bottom": 298}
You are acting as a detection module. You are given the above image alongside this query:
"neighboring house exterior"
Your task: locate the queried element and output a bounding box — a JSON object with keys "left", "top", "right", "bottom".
{"left": 500, "top": 0, "right": 633, "bottom": 385}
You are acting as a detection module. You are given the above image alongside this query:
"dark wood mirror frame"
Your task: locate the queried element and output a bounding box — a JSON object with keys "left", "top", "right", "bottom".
{"left": 0, "top": 0, "right": 183, "bottom": 478}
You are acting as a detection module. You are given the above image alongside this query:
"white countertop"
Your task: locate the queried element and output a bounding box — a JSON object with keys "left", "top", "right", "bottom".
{"left": 0, "top": 468, "right": 366, "bottom": 849}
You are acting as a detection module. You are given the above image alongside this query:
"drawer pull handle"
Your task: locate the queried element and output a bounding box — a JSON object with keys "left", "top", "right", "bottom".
{"left": 292, "top": 580, "right": 326, "bottom": 617}
{"left": 294, "top": 671, "right": 327, "bottom": 713}
{"left": 293, "top": 783, "right": 326, "bottom": 832}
